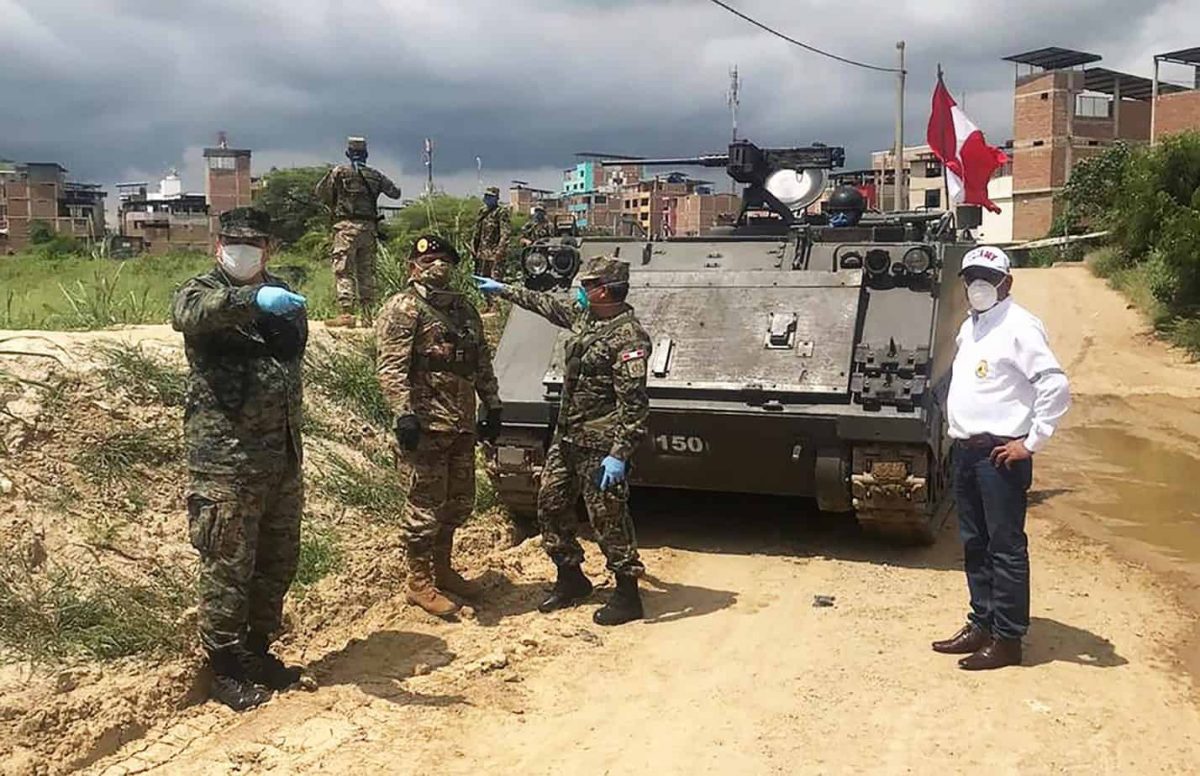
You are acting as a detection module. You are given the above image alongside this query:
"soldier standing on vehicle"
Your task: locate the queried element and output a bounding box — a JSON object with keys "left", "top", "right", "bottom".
{"left": 376, "top": 234, "right": 503, "bottom": 617}
{"left": 519, "top": 204, "right": 556, "bottom": 246}
{"left": 933, "top": 246, "right": 1070, "bottom": 670}
{"left": 171, "top": 207, "right": 309, "bottom": 711}
{"left": 315, "top": 136, "right": 402, "bottom": 327}
{"left": 475, "top": 257, "right": 652, "bottom": 625}
{"left": 471, "top": 186, "right": 510, "bottom": 300}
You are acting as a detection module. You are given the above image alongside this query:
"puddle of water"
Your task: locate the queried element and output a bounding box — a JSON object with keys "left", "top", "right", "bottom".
{"left": 1060, "top": 426, "right": 1200, "bottom": 571}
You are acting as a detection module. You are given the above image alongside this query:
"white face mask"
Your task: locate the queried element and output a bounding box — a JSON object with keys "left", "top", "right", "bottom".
{"left": 966, "top": 279, "right": 999, "bottom": 312}
{"left": 219, "top": 243, "right": 264, "bottom": 282}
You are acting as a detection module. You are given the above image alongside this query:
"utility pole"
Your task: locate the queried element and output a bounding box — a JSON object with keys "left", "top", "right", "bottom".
{"left": 424, "top": 137, "right": 434, "bottom": 197}
{"left": 727, "top": 65, "right": 741, "bottom": 194}
{"left": 894, "top": 41, "right": 907, "bottom": 212}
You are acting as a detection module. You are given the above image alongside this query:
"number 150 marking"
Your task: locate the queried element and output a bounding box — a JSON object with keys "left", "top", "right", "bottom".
{"left": 654, "top": 434, "right": 707, "bottom": 455}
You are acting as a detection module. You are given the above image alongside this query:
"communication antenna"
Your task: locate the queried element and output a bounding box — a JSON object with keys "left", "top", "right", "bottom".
{"left": 423, "top": 137, "right": 434, "bottom": 197}
{"left": 727, "top": 65, "right": 741, "bottom": 142}
{"left": 476, "top": 156, "right": 483, "bottom": 195}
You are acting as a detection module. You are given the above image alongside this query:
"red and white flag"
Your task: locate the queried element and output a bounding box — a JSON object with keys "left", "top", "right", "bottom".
{"left": 926, "top": 74, "right": 1007, "bottom": 214}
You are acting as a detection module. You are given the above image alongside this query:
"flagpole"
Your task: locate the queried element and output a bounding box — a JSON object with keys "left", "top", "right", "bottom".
{"left": 894, "top": 41, "right": 907, "bottom": 212}
{"left": 937, "top": 63, "right": 954, "bottom": 233}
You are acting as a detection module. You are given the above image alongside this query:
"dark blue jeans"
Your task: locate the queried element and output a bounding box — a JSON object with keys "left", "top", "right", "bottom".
{"left": 953, "top": 442, "right": 1033, "bottom": 640}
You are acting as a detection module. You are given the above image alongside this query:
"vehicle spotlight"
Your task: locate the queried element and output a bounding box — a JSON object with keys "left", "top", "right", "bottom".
{"left": 523, "top": 250, "right": 549, "bottom": 276}
{"left": 902, "top": 246, "right": 933, "bottom": 275}
{"left": 864, "top": 249, "right": 891, "bottom": 276}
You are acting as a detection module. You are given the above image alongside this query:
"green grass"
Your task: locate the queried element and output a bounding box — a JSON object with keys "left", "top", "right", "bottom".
{"left": 313, "top": 450, "right": 406, "bottom": 517}
{"left": 295, "top": 522, "right": 341, "bottom": 593}
{"left": 0, "top": 558, "right": 192, "bottom": 663}
{"left": 74, "top": 428, "right": 180, "bottom": 485}
{"left": 305, "top": 339, "right": 391, "bottom": 429}
{"left": 1090, "top": 247, "right": 1200, "bottom": 358}
{"left": 93, "top": 342, "right": 188, "bottom": 406}
{"left": 0, "top": 250, "right": 337, "bottom": 330}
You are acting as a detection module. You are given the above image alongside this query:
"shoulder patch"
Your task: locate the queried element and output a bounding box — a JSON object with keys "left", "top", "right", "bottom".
{"left": 620, "top": 348, "right": 647, "bottom": 363}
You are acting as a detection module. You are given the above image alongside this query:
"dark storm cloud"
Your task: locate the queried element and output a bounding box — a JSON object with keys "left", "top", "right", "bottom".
{"left": 2, "top": 0, "right": 1195, "bottom": 194}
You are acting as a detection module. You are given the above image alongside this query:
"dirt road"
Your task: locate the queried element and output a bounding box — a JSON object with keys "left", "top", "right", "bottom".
{"left": 41, "top": 266, "right": 1200, "bottom": 774}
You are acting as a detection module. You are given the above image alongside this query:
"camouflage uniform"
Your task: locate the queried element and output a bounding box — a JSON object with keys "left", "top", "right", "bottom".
{"left": 498, "top": 258, "right": 651, "bottom": 575}
{"left": 172, "top": 228, "right": 307, "bottom": 654}
{"left": 471, "top": 187, "right": 511, "bottom": 279}
{"left": 520, "top": 218, "right": 556, "bottom": 243}
{"left": 315, "top": 150, "right": 402, "bottom": 315}
{"left": 375, "top": 242, "right": 501, "bottom": 556}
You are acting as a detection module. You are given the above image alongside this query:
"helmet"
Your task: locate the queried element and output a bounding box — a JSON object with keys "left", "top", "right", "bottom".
{"left": 824, "top": 185, "right": 866, "bottom": 227}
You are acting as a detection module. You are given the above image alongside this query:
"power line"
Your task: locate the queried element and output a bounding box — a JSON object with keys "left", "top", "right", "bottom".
{"left": 706, "top": 0, "right": 901, "bottom": 74}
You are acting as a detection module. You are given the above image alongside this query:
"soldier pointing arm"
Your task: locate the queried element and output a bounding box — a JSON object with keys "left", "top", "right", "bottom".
{"left": 475, "top": 257, "right": 652, "bottom": 625}
{"left": 171, "top": 207, "right": 308, "bottom": 711}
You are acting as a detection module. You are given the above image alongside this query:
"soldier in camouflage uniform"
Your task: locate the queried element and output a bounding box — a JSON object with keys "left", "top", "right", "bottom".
{"left": 471, "top": 185, "right": 511, "bottom": 286}
{"left": 315, "top": 136, "right": 402, "bottom": 327}
{"left": 519, "top": 204, "right": 556, "bottom": 246}
{"left": 171, "top": 207, "right": 309, "bottom": 710}
{"left": 475, "top": 256, "right": 652, "bottom": 625}
{"left": 376, "top": 234, "right": 503, "bottom": 617}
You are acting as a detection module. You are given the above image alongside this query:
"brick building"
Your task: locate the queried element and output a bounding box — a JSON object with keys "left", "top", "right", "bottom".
{"left": 674, "top": 192, "right": 741, "bottom": 236}
{"left": 0, "top": 161, "right": 106, "bottom": 253}
{"left": 203, "top": 134, "right": 252, "bottom": 237}
{"left": 1152, "top": 48, "right": 1200, "bottom": 141}
{"left": 1002, "top": 47, "right": 1193, "bottom": 241}
{"left": 117, "top": 171, "right": 210, "bottom": 255}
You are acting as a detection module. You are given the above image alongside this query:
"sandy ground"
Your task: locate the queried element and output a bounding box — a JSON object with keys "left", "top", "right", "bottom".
{"left": 6, "top": 265, "right": 1200, "bottom": 775}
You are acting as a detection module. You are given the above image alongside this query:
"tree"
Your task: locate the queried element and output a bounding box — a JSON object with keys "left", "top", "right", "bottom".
{"left": 255, "top": 166, "right": 333, "bottom": 245}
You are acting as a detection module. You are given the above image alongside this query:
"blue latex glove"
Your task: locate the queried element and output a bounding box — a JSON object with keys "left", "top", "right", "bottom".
{"left": 598, "top": 455, "right": 626, "bottom": 491}
{"left": 473, "top": 275, "right": 506, "bottom": 294}
{"left": 256, "top": 286, "right": 307, "bottom": 315}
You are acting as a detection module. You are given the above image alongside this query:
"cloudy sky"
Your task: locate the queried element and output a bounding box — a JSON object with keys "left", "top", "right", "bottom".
{"left": 2, "top": 0, "right": 1197, "bottom": 204}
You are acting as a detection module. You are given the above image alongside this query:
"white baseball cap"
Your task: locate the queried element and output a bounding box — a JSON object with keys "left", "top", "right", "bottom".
{"left": 960, "top": 246, "right": 1011, "bottom": 275}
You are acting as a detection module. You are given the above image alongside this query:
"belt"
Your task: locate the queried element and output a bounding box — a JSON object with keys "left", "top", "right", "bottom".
{"left": 958, "top": 434, "right": 1019, "bottom": 449}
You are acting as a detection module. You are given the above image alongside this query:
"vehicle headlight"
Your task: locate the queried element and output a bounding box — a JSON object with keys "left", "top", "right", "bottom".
{"left": 549, "top": 249, "right": 576, "bottom": 275}
{"left": 865, "top": 249, "right": 891, "bottom": 276}
{"left": 523, "top": 250, "right": 549, "bottom": 275}
{"left": 902, "top": 246, "right": 933, "bottom": 275}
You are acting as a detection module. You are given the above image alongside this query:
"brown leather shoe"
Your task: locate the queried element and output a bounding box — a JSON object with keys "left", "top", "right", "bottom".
{"left": 405, "top": 556, "right": 460, "bottom": 617}
{"left": 958, "top": 637, "right": 1022, "bottom": 671}
{"left": 325, "top": 314, "right": 357, "bottom": 328}
{"left": 932, "top": 623, "right": 990, "bottom": 655}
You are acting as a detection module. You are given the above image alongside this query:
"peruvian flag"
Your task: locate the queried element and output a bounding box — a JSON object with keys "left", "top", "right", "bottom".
{"left": 926, "top": 73, "right": 1007, "bottom": 214}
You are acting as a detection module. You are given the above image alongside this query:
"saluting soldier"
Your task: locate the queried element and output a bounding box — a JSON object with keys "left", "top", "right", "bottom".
{"left": 376, "top": 234, "right": 503, "bottom": 617}
{"left": 172, "top": 207, "right": 308, "bottom": 710}
{"left": 315, "top": 136, "right": 402, "bottom": 327}
{"left": 475, "top": 257, "right": 652, "bottom": 625}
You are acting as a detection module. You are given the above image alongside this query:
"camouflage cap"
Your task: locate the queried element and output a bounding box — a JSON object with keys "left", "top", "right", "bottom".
{"left": 531, "top": 203, "right": 546, "bottom": 212}
{"left": 218, "top": 207, "right": 272, "bottom": 240}
{"left": 409, "top": 233, "right": 461, "bottom": 264}
{"left": 578, "top": 256, "right": 629, "bottom": 284}
{"left": 347, "top": 136, "right": 367, "bottom": 152}
{"left": 484, "top": 186, "right": 500, "bottom": 197}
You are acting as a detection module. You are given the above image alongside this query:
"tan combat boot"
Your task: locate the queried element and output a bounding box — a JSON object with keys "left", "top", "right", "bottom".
{"left": 325, "top": 313, "right": 357, "bottom": 328}
{"left": 433, "top": 529, "right": 484, "bottom": 600}
{"left": 406, "top": 555, "right": 460, "bottom": 617}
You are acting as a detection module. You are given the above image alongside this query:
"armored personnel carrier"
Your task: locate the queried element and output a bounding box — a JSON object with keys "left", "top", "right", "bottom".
{"left": 488, "top": 139, "right": 972, "bottom": 543}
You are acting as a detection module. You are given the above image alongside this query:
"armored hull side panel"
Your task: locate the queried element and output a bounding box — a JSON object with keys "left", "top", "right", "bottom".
{"left": 490, "top": 231, "right": 972, "bottom": 544}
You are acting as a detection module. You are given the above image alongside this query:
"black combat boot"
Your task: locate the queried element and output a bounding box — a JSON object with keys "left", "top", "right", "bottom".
{"left": 538, "top": 563, "right": 594, "bottom": 613}
{"left": 593, "top": 574, "right": 644, "bottom": 626}
{"left": 208, "top": 647, "right": 272, "bottom": 711}
{"left": 246, "top": 631, "right": 302, "bottom": 690}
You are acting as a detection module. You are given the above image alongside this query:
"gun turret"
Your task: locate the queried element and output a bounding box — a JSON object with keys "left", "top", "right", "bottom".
{"left": 602, "top": 140, "right": 846, "bottom": 231}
